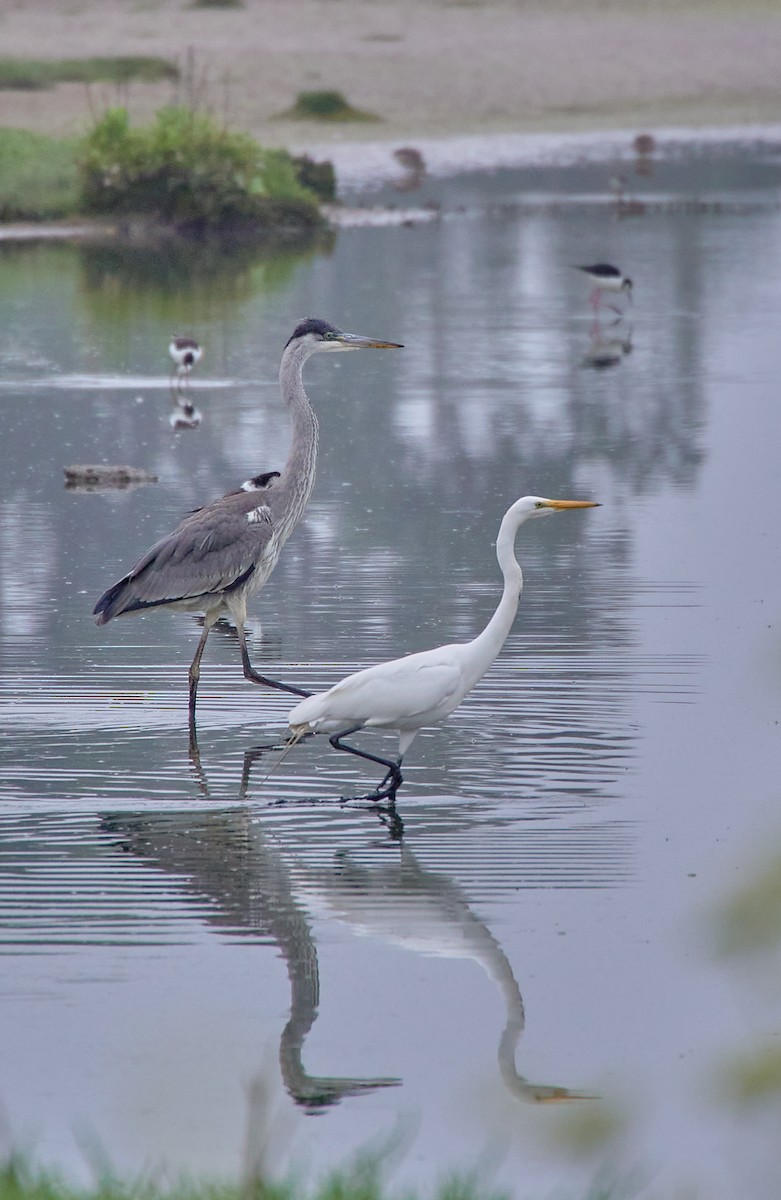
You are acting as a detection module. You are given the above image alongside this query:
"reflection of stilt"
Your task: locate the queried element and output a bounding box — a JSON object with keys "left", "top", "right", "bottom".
{"left": 582, "top": 318, "right": 633, "bottom": 370}
{"left": 100, "top": 808, "right": 401, "bottom": 1110}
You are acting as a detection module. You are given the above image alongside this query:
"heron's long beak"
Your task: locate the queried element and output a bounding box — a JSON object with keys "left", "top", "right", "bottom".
{"left": 337, "top": 332, "right": 404, "bottom": 350}
{"left": 544, "top": 499, "right": 601, "bottom": 509}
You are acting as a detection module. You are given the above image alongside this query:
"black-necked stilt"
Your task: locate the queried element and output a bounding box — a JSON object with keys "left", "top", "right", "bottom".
{"left": 169, "top": 336, "right": 203, "bottom": 385}
{"left": 574, "top": 263, "right": 633, "bottom": 313}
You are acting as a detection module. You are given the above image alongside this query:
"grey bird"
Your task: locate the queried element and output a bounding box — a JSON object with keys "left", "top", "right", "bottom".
{"left": 94, "top": 317, "right": 403, "bottom": 734}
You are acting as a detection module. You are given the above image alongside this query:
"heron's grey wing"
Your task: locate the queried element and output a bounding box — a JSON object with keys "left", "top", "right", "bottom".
{"left": 94, "top": 491, "right": 277, "bottom": 621}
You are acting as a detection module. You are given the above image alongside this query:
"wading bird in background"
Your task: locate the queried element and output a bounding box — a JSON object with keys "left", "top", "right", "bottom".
{"left": 287, "top": 495, "right": 599, "bottom": 803}
{"left": 169, "top": 336, "right": 203, "bottom": 387}
{"left": 573, "top": 263, "right": 633, "bottom": 313}
{"left": 95, "top": 318, "right": 403, "bottom": 739}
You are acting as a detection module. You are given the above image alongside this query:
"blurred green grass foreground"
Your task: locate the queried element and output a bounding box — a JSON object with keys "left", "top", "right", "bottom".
{"left": 0, "top": 1159, "right": 510, "bottom": 1200}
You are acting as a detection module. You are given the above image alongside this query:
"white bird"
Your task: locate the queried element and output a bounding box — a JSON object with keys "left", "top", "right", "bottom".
{"left": 573, "top": 263, "right": 633, "bottom": 313}
{"left": 168, "top": 336, "right": 203, "bottom": 387}
{"left": 287, "top": 495, "right": 599, "bottom": 802}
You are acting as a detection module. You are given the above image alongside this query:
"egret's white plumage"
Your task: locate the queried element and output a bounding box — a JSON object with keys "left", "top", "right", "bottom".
{"left": 288, "top": 495, "right": 599, "bottom": 801}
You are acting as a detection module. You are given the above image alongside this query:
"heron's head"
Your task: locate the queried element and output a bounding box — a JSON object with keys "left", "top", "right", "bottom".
{"left": 622, "top": 277, "right": 633, "bottom": 296}
{"left": 286, "top": 317, "right": 403, "bottom": 354}
{"left": 523, "top": 496, "right": 601, "bottom": 521}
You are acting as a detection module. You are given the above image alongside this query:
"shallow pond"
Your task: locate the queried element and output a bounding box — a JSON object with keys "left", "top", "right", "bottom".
{"left": 1, "top": 142, "right": 781, "bottom": 1199}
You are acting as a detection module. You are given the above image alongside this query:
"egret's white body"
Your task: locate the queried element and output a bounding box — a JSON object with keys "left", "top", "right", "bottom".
{"left": 288, "top": 495, "right": 598, "bottom": 800}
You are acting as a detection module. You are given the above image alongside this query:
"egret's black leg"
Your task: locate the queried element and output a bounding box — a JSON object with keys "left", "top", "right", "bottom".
{"left": 238, "top": 626, "right": 312, "bottom": 698}
{"left": 329, "top": 725, "right": 403, "bottom": 802}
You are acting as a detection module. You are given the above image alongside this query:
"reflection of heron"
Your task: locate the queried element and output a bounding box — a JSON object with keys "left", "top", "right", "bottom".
{"left": 288, "top": 496, "right": 598, "bottom": 802}
{"left": 574, "top": 263, "right": 633, "bottom": 313}
{"left": 169, "top": 336, "right": 202, "bottom": 388}
{"left": 94, "top": 319, "right": 403, "bottom": 739}
{"left": 101, "top": 807, "right": 590, "bottom": 1107}
{"left": 100, "top": 808, "right": 401, "bottom": 1112}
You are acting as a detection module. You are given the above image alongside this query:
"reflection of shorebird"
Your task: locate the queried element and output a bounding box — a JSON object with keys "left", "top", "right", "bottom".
{"left": 582, "top": 322, "right": 633, "bottom": 370}
{"left": 574, "top": 263, "right": 633, "bottom": 314}
{"left": 169, "top": 396, "right": 203, "bottom": 430}
{"left": 100, "top": 808, "right": 401, "bottom": 1112}
{"left": 94, "top": 319, "right": 402, "bottom": 745}
{"left": 393, "top": 145, "right": 426, "bottom": 192}
{"left": 169, "top": 336, "right": 202, "bottom": 388}
{"left": 287, "top": 496, "right": 598, "bottom": 802}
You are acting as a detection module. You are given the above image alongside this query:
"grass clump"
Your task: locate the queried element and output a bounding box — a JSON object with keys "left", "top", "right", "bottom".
{"left": 0, "top": 127, "right": 79, "bottom": 220}
{"left": 280, "top": 90, "right": 379, "bottom": 122}
{"left": 0, "top": 56, "right": 179, "bottom": 90}
{"left": 79, "top": 106, "right": 324, "bottom": 236}
{"left": 0, "top": 1159, "right": 509, "bottom": 1200}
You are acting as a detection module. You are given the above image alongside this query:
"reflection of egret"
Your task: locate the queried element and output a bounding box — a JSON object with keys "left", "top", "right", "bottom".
{"left": 574, "top": 263, "right": 633, "bottom": 313}
{"left": 288, "top": 841, "right": 593, "bottom": 1104}
{"left": 94, "top": 319, "right": 403, "bottom": 741}
{"left": 288, "top": 496, "right": 598, "bottom": 802}
{"left": 169, "top": 336, "right": 202, "bottom": 388}
{"left": 100, "top": 809, "right": 401, "bottom": 1112}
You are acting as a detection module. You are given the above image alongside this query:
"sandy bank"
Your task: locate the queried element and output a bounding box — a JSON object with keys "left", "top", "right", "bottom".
{"left": 1, "top": 0, "right": 781, "bottom": 154}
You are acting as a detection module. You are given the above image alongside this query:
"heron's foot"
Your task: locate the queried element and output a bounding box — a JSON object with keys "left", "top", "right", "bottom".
{"left": 243, "top": 668, "right": 312, "bottom": 698}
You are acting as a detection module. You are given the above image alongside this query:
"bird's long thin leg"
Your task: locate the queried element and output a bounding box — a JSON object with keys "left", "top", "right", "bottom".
{"left": 329, "top": 725, "right": 403, "bottom": 802}
{"left": 237, "top": 624, "right": 312, "bottom": 698}
{"left": 187, "top": 616, "right": 217, "bottom": 752}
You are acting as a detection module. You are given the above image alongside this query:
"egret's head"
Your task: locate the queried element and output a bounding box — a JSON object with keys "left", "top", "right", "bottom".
{"left": 525, "top": 496, "right": 601, "bottom": 520}
{"left": 286, "top": 317, "right": 403, "bottom": 353}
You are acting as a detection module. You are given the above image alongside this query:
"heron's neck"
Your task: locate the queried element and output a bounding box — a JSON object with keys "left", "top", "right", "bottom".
{"left": 278, "top": 341, "right": 319, "bottom": 510}
{"left": 463, "top": 511, "right": 524, "bottom": 688}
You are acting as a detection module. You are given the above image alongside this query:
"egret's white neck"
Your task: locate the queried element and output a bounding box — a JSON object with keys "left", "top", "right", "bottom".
{"left": 461, "top": 505, "right": 527, "bottom": 689}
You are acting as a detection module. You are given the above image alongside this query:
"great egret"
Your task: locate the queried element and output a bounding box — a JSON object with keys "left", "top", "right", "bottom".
{"left": 94, "top": 318, "right": 403, "bottom": 733}
{"left": 574, "top": 263, "right": 633, "bottom": 313}
{"left": 287, "top": 495, "right": 599, "bottom": 801}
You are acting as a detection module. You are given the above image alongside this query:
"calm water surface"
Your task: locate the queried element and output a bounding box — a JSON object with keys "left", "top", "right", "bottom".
{"left": 1, "top": 146, "right": 781, "bottom": 1198}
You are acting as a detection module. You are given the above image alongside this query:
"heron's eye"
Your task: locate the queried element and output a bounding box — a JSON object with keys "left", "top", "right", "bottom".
{"left": 323, "top": 331, "right": 335, "bottom": 340}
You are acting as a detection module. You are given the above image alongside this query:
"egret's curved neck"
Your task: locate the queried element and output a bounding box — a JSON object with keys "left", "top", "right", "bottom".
{"left": 462, "top": 507, "right": 526, "bottom": 688}
{"left": 277, "top": 341, "right": 320, "bottom": 514}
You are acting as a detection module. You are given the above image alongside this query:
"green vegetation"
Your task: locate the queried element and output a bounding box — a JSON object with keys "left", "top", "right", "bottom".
{"left": 0, "top": 1160, "right": 508, "bottom": 1200}
{"left": 0, "top": 56, "right": 178, "bottom": 90}
{"left": 79, "top": 106, "right": 324, "bottom": 235}
{"left": 0, "top": 128, "right": 79, "bottom": 220}
{"left": 280, "top": 90, "right": 380, "bottom": 122}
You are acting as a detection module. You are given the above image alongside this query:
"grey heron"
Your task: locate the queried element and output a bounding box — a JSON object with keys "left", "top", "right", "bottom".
{"left": 287, "top": 495, "right": 599, "bottom": 802}
{"left": 95, "top": 317, "right": 402, "bottom": 732}
{"left": 573, "top": 263, "right": 633, "bottom": 313}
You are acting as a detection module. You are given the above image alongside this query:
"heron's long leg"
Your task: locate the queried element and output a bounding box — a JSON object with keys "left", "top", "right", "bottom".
{"left": 329, "top": 725, "right": 403, "bottom": 802}
{"left": 237, "top": 624, "right": 311, "bottom": 698}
